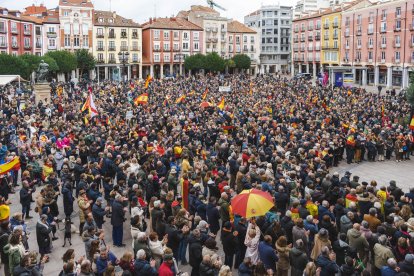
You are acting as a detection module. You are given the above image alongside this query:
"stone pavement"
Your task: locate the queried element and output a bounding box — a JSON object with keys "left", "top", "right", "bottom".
{"left": 3, "top": 158, "right": 413, "bottom": 275}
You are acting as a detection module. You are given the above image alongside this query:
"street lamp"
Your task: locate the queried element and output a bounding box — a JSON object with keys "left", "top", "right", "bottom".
{"left": 118, "top": 51, "right": 129, "bottom": 89}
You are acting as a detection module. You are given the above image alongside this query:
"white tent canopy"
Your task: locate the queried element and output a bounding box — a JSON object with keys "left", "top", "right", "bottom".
{"left": 0, "top": 75, "right": 27, "bottom": 87}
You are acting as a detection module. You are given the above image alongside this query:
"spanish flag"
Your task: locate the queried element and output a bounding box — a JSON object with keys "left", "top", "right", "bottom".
{"left": 249, "top": 82, "right": 253, "bottom": 95}
{"left": 346, "top": 135, "right": 356, "bottom": 147}
{"left": 0, "top": 157, "right": 20, "bottom": 176}
{"left": 260, "top": 135, "right": 266, "bottom": 144}
{"left": 144, "top": 75, "right": 153, "bottom": 89}
{"left": 84, "top": 115, "right": 89, "bottom": 125}
{"left": 345, "top": 193, "right": 358, "bottom": 208}
{"left": 187, "top": 90, "right": 196, "bottom": 96}
{"left": 134, "top": 93, "right": 149, "bottom": 105}
{"left": 217, "top": 97, "right": 225, "bottom": 110}
{"left": 410, "top": 115, "right": 414, "bottom": 130}
{"left": 81, "top": 95, "right": 91, "bottom": 112}
{"left": 175, "top": 95, "right": 186, "bottom": 104}
{"left": 381, "top": 105, "right": 385, "bottom": 117}
{"left": 202, "top": 88, "right": 208, "bottom": 100}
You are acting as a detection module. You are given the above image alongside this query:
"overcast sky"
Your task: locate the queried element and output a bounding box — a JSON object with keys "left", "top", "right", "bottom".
{"left": 2, "top": 0, "right": 298, "bottom": 23}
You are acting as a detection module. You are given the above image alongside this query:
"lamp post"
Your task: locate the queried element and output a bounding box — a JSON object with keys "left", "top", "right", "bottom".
{"left": 118, "top": 51, "right": 129, "bottom": 91}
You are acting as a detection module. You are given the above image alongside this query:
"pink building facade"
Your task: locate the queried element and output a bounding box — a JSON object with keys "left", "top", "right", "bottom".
{"left": 141, "top": 17, "right": 203, "bottom": 78}
{"left": 341, "top": 0, "right": 414, "bottom": 89}
{"left": 292, "top": 14, "right": 322, "bottom": 78}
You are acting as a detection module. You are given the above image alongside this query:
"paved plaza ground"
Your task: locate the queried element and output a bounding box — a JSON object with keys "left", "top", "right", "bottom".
{"left": 1, "top": 158, "right": 413, "bottom": 275}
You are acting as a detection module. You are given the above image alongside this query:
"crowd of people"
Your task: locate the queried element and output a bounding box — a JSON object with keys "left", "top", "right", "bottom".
{"left": 0, "top": 73, "right": 413, "bottom": 276}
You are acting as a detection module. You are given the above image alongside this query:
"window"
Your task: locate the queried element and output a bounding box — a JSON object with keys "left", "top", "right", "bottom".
{"left": 154, "top": 54, "right": 160, "bottom": 62}
{"left": 236, "top": 36, "right": 240, "bottom": 44}
{"left": 24, "top": 37, "right": 30, "bottom": 47}
{"left": 74, "top": 13, "right": 79, "bottom": 17}
{"left": 154, "top": 30, "right": 160, "bottom": 39}
{"left": 163, "top": 53, "right": 170, "bottom": 62}
{"left": 395, "top": 51, "right": 400, "bottom": 61}
{"left": 357, "top": 38, "right": 361, "bottom": 47}
{"left": 132, "top": 29, "right": 138, "bottom": 38}
{"left": 132, "top": 53, "right": 138, "bottom": 62}
{"left": 163, "top": 31, "right": 169, "bottom": 39}
{"left": 381, "top": 22, "right": 387, "bottom": 32}
{"left": 98, "top": 18, "right": 103, "bottom": 23}
{"left": 250, "top": 36, "right": 254, "bottom": 43}
{"left": 395, "top": 20, "right": 401, "bottom": 30}
{"left": 243, "top": 36, "right": 247, "bottom": 43}
{"left": 381, "top": 51, "right": 386, "bottom": 60}
{"left": 83, "top": 35, "right": 88, "bottom": 47}
{"left": 183, "top": 32, "right": 189, "bottom": 40}
{"left": 73, "top": 35, "right": 80, "bottom": 47}
{"left": 82, "top": 24, "right": 88, "bottom": 35}
{"left": 396, "top": 7, "right": 401, "bottom": 16}
{"left": 11, "top": 22, "right": 17, "bottom": 32}
{"left": 97, "top": 28, "right": 104, "bottom": 36}
{"left": 64, "top": 35, "right": 70, "bottom": 47}
{"left": 0, "top": 36, "right": 6, "bottom": 46}
{"left": 73, "top": 23, "right": 79, "bottom": 35}
{"left": 0, "top": 21, "right": 5, "bottom": 32}
{"left": 182, "top": 42, "right": 189, "bottom": 50}
{"left": 368, "top": 51, "right": 373, "bottom": 60}
{"left": 82, "top": 12, "right": 88, "bottom": 18}
{"left": 97, "top": 53, "right": 103, "bottom": 61}
{"left": 194, "top": 42, "right": 199, "bottom": 50}
{"left": 64, "top": 23, "right": 70, "bottom": 34}
{"left": 368, "top": 37, "right": 373, "bottom": 46}
{"left": 193, "top": 32, "right": 199, "bottom": 41}
{"left": 48, "top": 27, "right": 55, "bottom": 33}
{"left": 97, "top": 41, "right": 103, "bottom": 49}
{"left": 11, "top": 36, "right": 17, "bottom": 47}
{"left": 382, "top": 36, "right": 386, "bottom": 45}
{"left": 63, "top": 10, "right": 69, "bottom": 17}
{"left": 173, "top": 43, "right": 179, "bottom": 50}
{"left": 369, "top": 12, "right": 374, "bottom": 23}
{"left": 109, "top": 53, "right": 115, "bottom": 62}
{"left": 357, "top": 15, "right": 362, "bottom": 25}
{"left": 173, "top": 31, "right": 179, "bottom": 39}
{"left": 24, "top": 24, "right": 30, "bottom": 33}
{"left": 395, "top": 35, "right": 401, "bottom": 46}
{"left": 163, "top": 42, "right": 169, "bottom": 51}
{"left": 382, "top": 10, "right": 387, "bottom": 21}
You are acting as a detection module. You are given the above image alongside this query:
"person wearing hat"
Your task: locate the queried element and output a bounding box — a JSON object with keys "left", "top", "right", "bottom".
{"left": 158, "top": 252, "right": 174, "bottom": 276}
{"left": 36, "top": 214, "right": 52, "bottom": 259}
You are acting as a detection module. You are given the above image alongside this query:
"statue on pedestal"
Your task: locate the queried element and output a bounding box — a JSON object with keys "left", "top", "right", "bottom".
{"left": 36, "top": 60, "right": 49, "bottom": 83}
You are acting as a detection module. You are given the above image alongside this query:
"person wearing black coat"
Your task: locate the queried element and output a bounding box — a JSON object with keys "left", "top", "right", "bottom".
{"left": 398, "top": 255, "right": 414, "bottom": 275}
{"left": 188, "top": 230, "right": 203, "bottom": 276}
{"left": 280, "top": 213, "right": 295, "bottom": 244}
{"left": 221, "top": 222, "right": 239, "bottom": 269}
{"left": 36, "top": 214, "right": 52, "bottom": 258}
{"left": 111, "top": 195, "right": 126, "bottom": 247}
{"left": 206, "top": 198, "right": 220, "bottom": 235}
{"left": 92, "top": 198, "right": 107, "bottom": 229}
{"left": 199, "top": 255, "right": 217, "bottom": 276}
{"left": 0, "top": 221, "right": 11, "bottom": 276}
{"left": 274, "top": 186, "right": 289, "bottom": 216}
{"left": 235, "top": 218, "right": 248, "bottom": 268}
{"left": 61, "top": 183, "right": 74, "bottom": 218}
{"left": 165, "top": 216, "right": 187, "bottom": 260}
{"left": 332, "top": 233, "right": 349, "bottom": 267}
{"left": 289, "top": 239, "right": 308, "bottom": 276}
{"left": 19, "top": 181, "right": 33, "bottom": 220}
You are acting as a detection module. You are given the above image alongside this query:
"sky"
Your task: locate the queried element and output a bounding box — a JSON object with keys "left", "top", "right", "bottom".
{"left": 1, "top": 0, "right": 299, "bottom": 23}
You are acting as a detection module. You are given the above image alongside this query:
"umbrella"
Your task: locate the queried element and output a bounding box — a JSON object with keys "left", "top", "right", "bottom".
{"left": 258, "top": 116, "right": 270, "bottom": 121}
{"left": 199, "top": 101, "right": 212, "bottom": 108}
{"left": 231, "top": 188, "right": 274, "bottom": 218}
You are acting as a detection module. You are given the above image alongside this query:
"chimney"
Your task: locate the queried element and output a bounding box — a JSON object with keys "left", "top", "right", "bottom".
{"left": 112, "top": 11, "right": 116, "bottom": 18}
{"left": 149, "top": 17, "right": 152, "bottom": 24}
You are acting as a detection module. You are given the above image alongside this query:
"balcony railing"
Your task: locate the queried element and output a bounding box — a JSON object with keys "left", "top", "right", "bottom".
{"left": 0, "top": 28, "right": 6, "bottom": 34}
{"left": 343, "top": 58, "right": 350, "bottom": 63}
{"left": 301, "top": 27, "right": 305, "bottom": 32}
{"left": 47, "top": 32, "right": 57, "bottom": 38}
{"left": 300, "top": 47, "right": 305, "bottom": 52}
{"left": 35, "top": 43, "right": 42, "bottom": 48}
{"left": 120, "top": 46, "right": 128, "bottom": 51}
{"left": 121, "top": 34, "right": 127, "bottom": 38}
{"left": 393, "top": 41, "right": 401, "bottom": 48}
{"left": 380, "top": 28, "right": 386, "bottom": 33}
{"left": 132, "top": 34, "right": 139, "bottom": 39}
{"left": 355, "top": 58, "right": 361, "bottom": 63}
{"left": 315, "top": 57, "right": 320, "bottom": 62}
{"left": 108, "top": 46, "right": 116, "bottom": 51}
{"left": 294, "top": 28, "right": 299, "bottom": 33}
{"left": 323, "top": 23, "right": 329, "bottom": 29}
{"left": 308, "top": 47, "right": 313, "bottom": 51}
{"left": 0, "top": 42, "right": 7, "bottom": 48}
{"left": 367, "top": 42, "right": 374, "bottom": 49}
{"left": 367, "top": 58, "right": 373, "bottom": 63}
{"left": 212, "top": 27, "right": 218, "bottom": 32}
{"left": 333, "top": 34, "right": 338, "bottom": 39}
{"left": 221, "top": 28, "right": 227, "bottom": 32}
{"left": 96, "top": 46, "right": 105, "bottom": 51}
{"left": 131, "top": 46, "right": 140, "bottom": 51}
{"left": 378, "top": 57, "right": 386, "bottom": 63}
{"left": 356, "top": 30, "right": 362, "bottom": 36}
{"left": 379, "top": 43, "right": 386, "bottom": 48}
{"left": 315, "top": 46, "right": 320, "bottom": 51}
{"left": 11, "top": 29, "right": 18, "bottom": 34}
{"left": 293, "top": 47, "right": 299, "bottom": 52}
{"left": 24, "top": 45, "right": 31, "bottom": 49}
{"left": 344, "top": 32, "right": 350, "bottom": 37}
{"left": 108, "top": 33, "right": 116, "bottom": 38}
{"left": 315, "top": 25, "right": 321, "bottom": 30}
{"left": 315, "top": 35, "right": 320, "bottom": 41}
{"left": 324, "top": 35, "right": 329, "bottom": 40}
{"left": 367, "top": 29, "right": 374, "bottom": 35}
{"left": 132, "top": 58, "right": 140, "bottom": 63}
{"left": 48, "top": 45, "right": 57, "bottom": 50}
{"left": 293, "top": 38, "right": 299, "bottom": 43}
{"left": 300, "top": 37, "right": 305, "bottom": 42}
{"left": 24, "top": 30, "right": 31, "bottom": 35}
{"left": 332, "top": 22, "right": 338, "bottom": 28}
{"left": 308, "top": 26, "right": 313, "bottom": 31}
{"left": 96, "top": 59, "right": 105, "bottom": 64}
{"left": 392, "top": 57, "right": 401, "bottom": 63}
{"left": 108, "top": 59, "right": 116, "bottom": 63}
{"left": 11, "top": 43, "right": 18, "bottom": 49}
{"left": 308, "top": 36, "right": 313, "bottom": 41}
{"left": 96, "top": 34, "right": 104, "bottom": 38}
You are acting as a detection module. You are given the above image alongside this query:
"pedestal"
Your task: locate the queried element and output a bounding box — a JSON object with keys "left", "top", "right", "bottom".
{"left": 35, "top": 83, "right": 51, "bottom": 104}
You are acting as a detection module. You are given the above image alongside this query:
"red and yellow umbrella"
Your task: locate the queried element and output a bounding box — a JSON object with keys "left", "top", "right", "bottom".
{"left": 231, "top": 188, "right": 274, "bottom": 218}
{"left": 199, "top": 101, "right": 212, "bottom": 108}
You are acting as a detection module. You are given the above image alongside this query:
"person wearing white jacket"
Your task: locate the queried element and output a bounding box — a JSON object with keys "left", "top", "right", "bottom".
{"left": 244, "top": 219, "right": 261, "bottom": 265}
{"left": 148, "top": 232, "right": 168, "bottom": 268}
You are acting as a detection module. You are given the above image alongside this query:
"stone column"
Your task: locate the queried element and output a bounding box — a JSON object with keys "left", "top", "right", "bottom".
{"left": 313, "top": 63, "right": 317, "bottom": 79}
{"left": 169, "top": 63, "right": 173, "bottom": 75}
{"left": 374, "top": 66, "right": 379, "bottom": 86}
{"left": 127, "top": 65, "right": 131, "bottom": 80}
{"left": 97, "top": 68, "right": 100, "bottom": 83}
{"left": 402, "top": 67, "right": 408, "bottom": 89}
{"left": 362, "top": 69, "right": 367, "bottom": 86}
{"left": 298, "top": 64, "right": 302, "bottom": 73}
{"left": 160, "top": 64, "right": 164, "bottom": 79}
{"left": 306, "top": 63, "right": 310, "bottom": 74}
{"left": 104, "top": 67, "right": 108, "bottom": 80}
{"left": 150, "top": 65, "right": 154, "bottom": 77}
{"left": 386, "top": 66, "right": 392, "bottom": 88}
{"left": 139, "top": 64, "right": 143, "bottom": 80}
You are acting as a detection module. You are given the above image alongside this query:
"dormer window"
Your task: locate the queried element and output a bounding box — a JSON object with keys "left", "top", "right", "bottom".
{"left": 74, "top": 13, "right": 79, "bottom": 17}
{"left": 98, "top": 18, "right": 103, "bottom": 23}
{"left": 3, "top": 10, "right": 8, "bottom": 15}
{"left": 16, "top": 12, "right": 20, "bottom": 17}
{"left": 108, "top": 19, "right": 113, "bottom": 23}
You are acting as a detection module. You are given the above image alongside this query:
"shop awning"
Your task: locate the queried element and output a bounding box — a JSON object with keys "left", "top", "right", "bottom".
{"left": 0, "top": 75, "right": 27, "bottom": 86}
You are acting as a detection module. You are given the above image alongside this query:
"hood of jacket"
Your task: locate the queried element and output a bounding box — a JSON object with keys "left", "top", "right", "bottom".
{"left": 341, "top": 264, "right": 355, "bottom": 274}
{"left": 340, "top": 215, "right": 351, "bottom": 225}
{"left": 316, "top": 255, "right": 332, "bottom": 267}
{"left": 290, "top": 247, "right": 305, "bottom": 257}
{"left": 348, "top": 228, "right": 361, "bottom": 239}
{"left": 276, "top": 244, "right": 289, "bottom": 254}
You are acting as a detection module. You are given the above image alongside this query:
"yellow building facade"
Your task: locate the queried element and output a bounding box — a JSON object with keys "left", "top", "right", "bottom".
{"left": 321, "top": 11, "right": 341, "bottom": 66}
{"left": 92, "top": 11, "right": 142, "bottom": 81}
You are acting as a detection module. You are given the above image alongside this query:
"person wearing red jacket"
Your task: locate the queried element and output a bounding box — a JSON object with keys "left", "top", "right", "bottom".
{"left": 158, "top": 254, "right": 175, "bottom": 276}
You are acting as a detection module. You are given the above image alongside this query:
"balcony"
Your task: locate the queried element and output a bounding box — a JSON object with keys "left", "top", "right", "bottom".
{"left": 131, "top": 46, "right": 140, "bottom": 51}
{"left": 11, "top": 43, "right": 18, "bottom": 49}
{"left": 300, "top": 47, "right": 305, "bottom": 52}
{"left": 35, "top": 43, "right": 42, "bottom": 48}
{"left": 300, "top": 37, "right": 305, "bottom": 42}
{"left": 108, "top": 58, "right": 116, "bottom": 64}
{"left": 356, "top": 29, "right": 362, "bottom": 36}
{"left": 308, "top": 26, "right": 313, "bottom": 31}
{"left": 108, "top": 33, "right": 116, "bottom": 38}
{"left": 11, "top": 29, "right": 18, "bottom": 34}
{"left": 343, "top": 58, "right": 349, "bottom": 63}
{"left": 163, "top": 47, "right": 170, "bottom": 51}
{"left": 47, "top": 32, "right": 57, "bottom": 38}
{"left": 315, "top": 57, "right": 320, "bottom": 62}
{"left": 324, "top": 35, "right": 329, "bottom": 40}
{"left": 205, "top": 27, "right": 211, "bottom": 32}
{"left": 120, "top": 46, "right": 128, "bottom": 51}
{"left": 24, "top": 45, "right": 31, "bottom": 49}
{"left": 378, "top": 57, "right": 385, "bottom": 63}
{"left": 308, "top": 47, "right": 313, "bottom": 51}
{"left": 315, "top": 46, "right": 320, "bottom": 51}
{"left": 96, "top": 59, "right": 105, "bottom": 64}
{"left": 332, "top": 22, "right": 339, "bottom": 28}
{"left": 367, "top": 42, "right": 374, "bottom": 49}
{"left": 394, "top": 25, "right": 401, "bottom": 32}
{"left": 357, "top": 44, "right": 362, "bottom": 49}
{"left": 120, "top": 33, "right": 127, "bottom": 39}
{"left": 367, "top": 58, "right": 373, "bottom": 63}
{"left": 308, "top": 36, "right": 313, "bottom": 41}
{"left": 132, "top": 34, "right": 139, "bottom": 39}
{"left": 301, "top": 27, "right": 305, "bottom": 32}
{"left": 108, "top": 46, "right": 116, "bottom": 51}
{"left": 293, "top": 47, "right": 299, "bottom": 52}
{"left": 173, "top": 48, "right": 180, "bottom": 52}
{"left": 392, "top": 57, "right": 401, "bottom": 63}
{"left": 355, "top": 58, "right": 361, "bottom": 63}
{"left": 24, "top": 30, "right": 31, "bottom": 35}
{"left": 380, "top": 43, "right": 386, "bottom": 49}
{"left": 333, "top": 34, "right": 338, "bottom": 39}
{"left": 315, "top": 35, "right": 320, "bottom": 41}
{"left": 367, "top": 29, "right": 374, "bottom": 35}
{"left": 221, "top": 37, "right": 226, "bottom": 42}
{"left": 308, "top": 57, "right": 313, "bottom": 62}
{"left": 293, "top": 38, "right": 299, "bottom": 43}
{"left": 323, "top": 23, "right": 329, "bottom": 29}
{"left": 212, "top": 27, "right": 218, "bottom": 33}
{"left": 96, "top": 46, "right": 105, "bottom": 51}
{"left": 221, "top": 28, "right": 227, "bottom": 32}
{"left": 344, "top": 32, "right": 350, "bottom": 37}
{"left": 47, "top": 45, "right": 57, "bottom": 50}
{"left": 153, "top": 48, "right": 161, "bottom": 52}
{"left": 380, "top": 28, "right": 386, "bottom": 33}
{"left": 294, "top": 28, "right": 299, "bottom": 33}
{"left": 315, "top": 25, "right": 321, "bottom": 30}
{"left": 96, "top": 33, "right": 104, "bottom": 38}
{"left": 132, "top": 58, "right": 140, "bottom": 63}
{"left": 393, "top": 41, "right": 401, "bottom": 48}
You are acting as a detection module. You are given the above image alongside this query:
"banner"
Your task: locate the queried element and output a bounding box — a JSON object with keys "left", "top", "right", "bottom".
{"left": 343, "top": 73, "right": 354, "bottom": 88}
{"left": 335, "top": 72, "right": 343, "bottom": 87}
{"left": 219, "top": 86, "right": 232, "bottom": 92}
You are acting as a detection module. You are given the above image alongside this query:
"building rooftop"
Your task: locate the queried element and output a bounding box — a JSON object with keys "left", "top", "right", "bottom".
{"left": 292, "top": 1, "right": 359, "bottom": 21}
{"left": 227, "top": 20, "right": 256, "bottom": 34}
{"left": 23, "top": 4, "right": 47, "bottom": 16}
{"left": 59, "top": 0, "right": 94, "bottom": 8}
{"left": 142, "top": 17, "right": 203, "bottom": 31}
{"left": 94, "top": 10, "right": 140, "bottom": 27}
